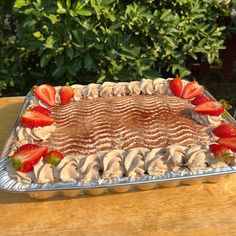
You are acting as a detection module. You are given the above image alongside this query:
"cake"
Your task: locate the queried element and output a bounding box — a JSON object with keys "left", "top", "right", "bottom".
{"left": 6, "top": 78, "right": 236, "bottom": 184}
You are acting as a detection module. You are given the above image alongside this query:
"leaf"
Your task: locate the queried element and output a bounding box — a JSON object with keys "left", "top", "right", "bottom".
{"left": 66, "top": 47, "right": 74, "bottom": 60}
{"left": 45, "top": 36, "right": 57, "bottom": 49}
{"left": 47, "top": 14, "right": 60, "bottom": 24}
{"left": 57, "top": 1, "right": 66, "bottom": 14}
{"left": 75, "top": 7, "right": 93, "bottom": 16}
{"left": 66, "top": 0, "right": 71, "bottom": 9}
{"left": 52, "top": 67, "right": 66, "bottom": 78}
{"left": 14, "top": 0, "right": 30, "bottom": 9}
{"left": 84, "top": 53, "right": 94, "bottom": 70}
{"left": 40, "top": 54, "right": 52, "bottom": 67}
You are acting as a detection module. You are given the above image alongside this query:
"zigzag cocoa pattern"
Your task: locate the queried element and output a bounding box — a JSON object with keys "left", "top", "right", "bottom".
{"left": 40, "top": 94, "right": 211, "bottom": 156}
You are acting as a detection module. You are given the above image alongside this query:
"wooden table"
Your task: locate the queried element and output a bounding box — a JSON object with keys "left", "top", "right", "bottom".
{"left": 1, "top": 97, "right": 236, "bottom": 236}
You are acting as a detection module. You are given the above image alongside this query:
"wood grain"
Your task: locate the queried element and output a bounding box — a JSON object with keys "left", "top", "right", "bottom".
{"left": 0, "top": 97, "right": 236, "bottom": 236}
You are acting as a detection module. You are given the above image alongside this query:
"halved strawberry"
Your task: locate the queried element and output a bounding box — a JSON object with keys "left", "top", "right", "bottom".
{"left": 18, "top": 144, "right": 39, "bottom": 151}
{"left": 218, "top": 137, "right": 236, "bottom": 152}
{"left": 209, "top": 143, "right": 232, "bottom": 163}
{"left": 194, "top": 100, "right": 224, "bottom": 116}
{"left": 34, "top": 84, "right": 56, "bottom": 106}
{"left": 212, "top": 124, "right": 236, "bottom": 138}
{"left": 182, "top": 81, "right": 203, "bottom": 99}
{"left": 29, "top": 106, "right": 51, "bottom": 115}
{"left": 44, "top": 150, "right": 64, "bottom": 165}
{"left": 21, "top": 110, "right": 55, "bottom": 128}
{"left": 9, "top": 146, "right": 48, "bottom": 172}
{"left": 191, "top": 95, "right": 209, "bottom": 106}
{"left": 169, "top": 77, "right": 183, "bottom": 97}
{"left": 60, "top": 86, "right": 74, "bottom": 105}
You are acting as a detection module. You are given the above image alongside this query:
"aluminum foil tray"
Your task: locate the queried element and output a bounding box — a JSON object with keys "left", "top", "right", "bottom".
{"left": 0, "top": 90, "right": 236, "bottom": 200}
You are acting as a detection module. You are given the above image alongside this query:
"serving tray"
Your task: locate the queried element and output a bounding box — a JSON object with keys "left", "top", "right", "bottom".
{"left": 0, "top": 89, "right": 236, "bottom": 199}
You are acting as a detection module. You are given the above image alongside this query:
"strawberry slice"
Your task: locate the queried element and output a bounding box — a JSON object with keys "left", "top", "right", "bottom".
{"left": 212, "top": 124, "right": 236, "bottom": 138}
{"left": 21, "top": 110, "right": 55, "bottom": 128}
{"left": 44, "top": 150, "right": 64, "bottom": 165}
{"left": 34, "top": 84, "right": 56, "bottom": 106}
{"left": 60, "top": 86, "right": 74, "bottom": 105}
{"left": 29, "top": 106, "right": 51, "bottom": 115}
{"left": 9, "top": 146, "right": 48, "bottom": 172}
{"left": 218, "top": 137, "right": 236, "bottom": 152}
{"left": 194, "top": 100, "right": 224, "bottom": 116}
{"left": 18, "top": 144, "right": 39, "bottom": 151}
{"left": 169, "top": 77, "right": 183, "bottom": 97}
{"left": 182, "top": 81, "right": 203, "bottom": 99}
{"left": 191, "top": 95, "right": 209, "bottom": 106}
{"left": 209, "top": 144, "right": 231, "bottom": 158}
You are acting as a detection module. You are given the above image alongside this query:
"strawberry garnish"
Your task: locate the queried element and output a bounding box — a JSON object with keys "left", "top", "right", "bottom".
{"left": 194, "top": 100, "right": 224, "bottom": 116}
{"left": 191, "top": 95, "right": 209, "bottom": 106}
{"left": 18, "top": 144, "right": 39, "bottom": 151}
{"left": 182, "top": 81, "right": 203, "bottom": 99}
{"left": 9, "top": 146, "right": 48, "bottom": 172}
{"left": 44, "top": 150, "right": 64, "bottom": 165}
{"left": 212, "top": 124, "right": 236, "bottom": 138}
{"left": 21, "top": 110, "right": 55, "bottom": 128}
{"left": 209, "top": 143, "right": 233, "bottom": 163}
{"left": 169, "top": 76, "right": 183, "bottom": 97}
{"left": 217, "top": 137, "right": 236, "bottom": 152}
{"left": 34, "top": 84, "right": 56, "bottom": 106}
{"left": 60, "top": 85, "right": 74, "bottom": 105}
{"left": 29, "top": 106, "right": 51, "bottom": 116}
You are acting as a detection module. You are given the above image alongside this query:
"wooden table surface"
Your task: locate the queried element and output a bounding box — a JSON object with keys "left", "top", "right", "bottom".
{"left": 1, "top": 96, "right": 236, "bottom": 236}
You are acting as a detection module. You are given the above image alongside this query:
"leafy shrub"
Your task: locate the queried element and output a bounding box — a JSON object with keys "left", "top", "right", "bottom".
{"left": 0, "top": 0, "right": 232, "bottom": 95}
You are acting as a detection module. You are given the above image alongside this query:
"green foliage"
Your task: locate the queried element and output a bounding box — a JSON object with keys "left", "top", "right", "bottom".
{"left": 0, "top": 0, "right": 232, "bottom": 95}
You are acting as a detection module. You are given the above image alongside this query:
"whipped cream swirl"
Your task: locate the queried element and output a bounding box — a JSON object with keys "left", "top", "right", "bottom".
{"left": 124, "top": 148, "right": 149, "bottom": 177}
{"left": 101, "top": 150, "right": 124, "bottom": 178}
{"left": 16, "top": 124, "right": 56, "bottom": 147}
{"left": 83, "top": 83, "right": 100, "bottom": 99}
{"left": 100, "top": 82, "right": 115, "bottom": 97}
{"left": 127, "top": 81, "right": 141, "bottom": 95}
{"left": 145, "top": 148, "right": 168, "bottom": 176}
{"left": 71, "top": 84, "right": 85, "bottom": 101}
{"left": 140, "top": 79, "right": 154, "bottom": 95}
{"left": 191, "top": 112, "right": 223, "bottom": 127}
{"left": 113, "top": 82, "right": 128, "bottom": 96}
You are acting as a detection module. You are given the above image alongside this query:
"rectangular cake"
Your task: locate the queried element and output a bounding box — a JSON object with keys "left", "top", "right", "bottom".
{"left": 6, "top": 78, "right": 236, "bottom": 184}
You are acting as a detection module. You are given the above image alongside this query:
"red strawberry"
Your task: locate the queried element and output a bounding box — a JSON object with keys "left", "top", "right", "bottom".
{"left": 34, "top": 84, "right": 56, "bottom": 106}
{"left": 212, "top": 124, "right": 236, "bottom": 138}
{"left": 18, "top": 144, "right": 39, "bottom": 151}
{"left": 191, "top": 95, "right": 209, "bottom": 106}
{"left": 209, "top": 144, "right": 231, "bottom": 158}
{"left": 21, "top": 110, "right": 55, "bottom": 128}
{"left": 44, "top": 150, "right": 64, "bottom": 165}
{"left": 217, "top": 137, "right": 236, "bottom": 152}
{"left": 169, "top": 77, "right": 183, "bottom": 97}
{"left": 194, "top": 100, "right": 224, "bottom": 116}
{"left": 9, "top": 146, "right": 48, "bottom": 172}
{"left": 182, "top": 81, "right": 203, "bottom": 99}
{"left": 60, "top": 86, "right": 74, "bottom": 105}
{"left": 29, "top": 106, "right": 51, "bottom": 115}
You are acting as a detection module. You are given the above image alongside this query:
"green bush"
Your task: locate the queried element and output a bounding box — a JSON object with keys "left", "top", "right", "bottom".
{"left": 0, "top": 0, "right": 232, "bottom": 96}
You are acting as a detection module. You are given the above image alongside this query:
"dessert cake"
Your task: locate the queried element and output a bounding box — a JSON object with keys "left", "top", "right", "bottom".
{"left": 6, "top": 78, "right": 236, "bottom": 184}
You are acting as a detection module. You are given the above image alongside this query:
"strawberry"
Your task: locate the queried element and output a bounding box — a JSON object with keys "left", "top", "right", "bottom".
{"left": 169, "top": 77, "right": 183, "bottom": 97}
{"left": 209, "top": 143, "right": 230, "bottom": 158}
{"left": 44, "top": 150, "right": 64, "bottom": 165}
{"left": 21, "top": 110, "right": 55, "bottom": 128}
{"left": 9, "top": 146, "right": 48, "bottom": 172}
{"left": 29, "top": 106, "right": 51, "bottom": 116}
{"left": 18, "top": 144, "right": 39, "bottom": 151}
{"left": 34, "top": 84, "right": 56, "bottom": 106}
{"left": 60, "top": 85, "right": 74, "bottom": 105}
{"left": 217, "top": 137, "right": 236, "bottom": 152}
{"left": 212, "top": 124, "right": 236, "bottom": 138}
{"left": 182, "top": 81, "right": 203, "bottom": 99}
{"left": 194, "top": 100, "right": 224, "bottom": 116}
{"left": 191, "top": 95, "right": 209, "bottom": 106}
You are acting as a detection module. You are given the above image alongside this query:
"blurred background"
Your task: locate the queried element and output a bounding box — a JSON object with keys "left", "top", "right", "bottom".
{"left": 0, "top": 0, "right": 235, "bottom": 115}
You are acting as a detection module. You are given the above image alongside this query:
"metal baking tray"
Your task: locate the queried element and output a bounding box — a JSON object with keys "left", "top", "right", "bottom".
{"left": 0, "top": 89, "right": 236, "bottom": 200}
